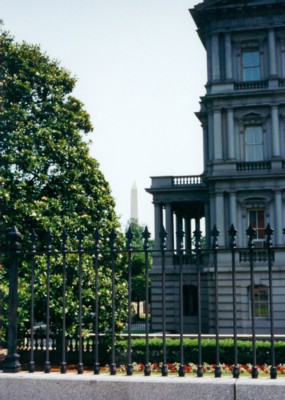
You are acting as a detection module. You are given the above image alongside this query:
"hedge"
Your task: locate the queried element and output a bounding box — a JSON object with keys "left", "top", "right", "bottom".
{"left": 116, "top": 338, "right": 285, "bottom": 365}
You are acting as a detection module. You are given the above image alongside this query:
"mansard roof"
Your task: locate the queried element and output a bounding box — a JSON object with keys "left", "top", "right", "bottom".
{"left": 193, "top": 0, "right": 284, "bottom": 11}
{"left": 190, "top": 0, "right": 285, "bottom": 46}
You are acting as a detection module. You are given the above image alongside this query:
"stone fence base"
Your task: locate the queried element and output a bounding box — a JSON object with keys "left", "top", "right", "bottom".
{"left": 1, "top": 373, "right": 285, "bottom": 400}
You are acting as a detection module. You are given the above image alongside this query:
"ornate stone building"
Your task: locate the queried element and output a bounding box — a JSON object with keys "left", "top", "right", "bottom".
{"left": 147, "top": 0, "right": 285, "bottom": 334}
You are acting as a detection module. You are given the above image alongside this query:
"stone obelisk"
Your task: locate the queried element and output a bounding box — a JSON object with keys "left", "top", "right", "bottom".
{"left": 131, "top": 181, "right": 138, "bottom": 222}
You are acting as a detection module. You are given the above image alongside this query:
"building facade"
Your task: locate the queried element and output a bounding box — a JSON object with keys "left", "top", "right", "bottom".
{"left": 147, "top": 0, "right": 285, "bottom": 334}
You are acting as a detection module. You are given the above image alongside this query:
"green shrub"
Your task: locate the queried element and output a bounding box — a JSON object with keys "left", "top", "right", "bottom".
{"left": 116, "top": 338, "right": 285, "bottom": 365}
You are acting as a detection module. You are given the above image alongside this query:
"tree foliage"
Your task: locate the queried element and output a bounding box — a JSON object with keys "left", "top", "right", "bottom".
{"left": 0, "top": 31, "right": 128, "bottom": 344}
{"left": 125, "top": 219, "right": 153, "bottom": 319}
{"left": 0, "top": 31, "right": 118, "bottom": 237}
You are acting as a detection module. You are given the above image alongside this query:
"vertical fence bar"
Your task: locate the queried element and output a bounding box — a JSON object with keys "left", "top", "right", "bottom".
{"left": 194, "top": 227, "right": 203, "bottom": 377}
{"left": 211, "top": 225, "right": 221, "bottom": 378}
{"left": 229, "top": 224, "right": 240, "bottom": 378}
{"left": 60, "top": 230, "right": 68, "bottom": 374}
{"left": 28, "top": 230, "right": 37, "bottom": 373}
{"left": 143, "top": 227, "right": 151, "bottom": 376}
{"left": 177, "top": 226, "right": 185, "bottom": 377}
{"left": 265, "top": 224, "right": 277, "bottom": 379}
{"left": 126, "top": 227, "right": 134, "bottom": 376}
{"left": 77, "top": 231, "right": 84, "bottom": 374}
{"left": 247, "top": 225, "right": 258, "bottom": 379}
{"left": 109, "top": 228, "right": 117, "bottom": 376}
{"left": 3, "top": 227, "right": 22, "bottom": 373}
{"left": 160, "top": 226, "right": 168, "bottom": 377}
{"left": 44, "top": 231, "right": 51, "bottom": 373}
{"left": 93, "top": 228, "right": 101, "bottom": 375}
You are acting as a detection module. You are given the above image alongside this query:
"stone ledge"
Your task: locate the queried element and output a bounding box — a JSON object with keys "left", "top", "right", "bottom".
{"left": 0, "top": 373, "right": 284, "bottom": 400}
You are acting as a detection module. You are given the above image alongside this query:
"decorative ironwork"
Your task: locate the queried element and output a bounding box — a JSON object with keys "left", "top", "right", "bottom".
{"left": 211, "top": 225, "right": 221, "bottom": 378}
{"left": 229, "top": 224, "right": 240, "bottom": 378}
{"left": 265, "top": 224, "right": 277, "bottom": 379}
{"left": 3, "top": 227, "right": 22, "bottom": 373}
{"left": 142, "top": 226, "right": 151, "bottom": 377}
{"left": 3, "top": 223, "right": 285, "bottom": 380}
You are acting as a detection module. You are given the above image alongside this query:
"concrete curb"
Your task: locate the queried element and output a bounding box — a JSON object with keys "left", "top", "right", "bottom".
{"left": 1, "top": 373, "right": 285, "bottom": 400}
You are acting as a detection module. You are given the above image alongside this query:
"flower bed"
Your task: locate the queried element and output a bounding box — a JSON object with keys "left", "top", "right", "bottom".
{"left": 61, "top": 362, "right": 285, "bottom": 377}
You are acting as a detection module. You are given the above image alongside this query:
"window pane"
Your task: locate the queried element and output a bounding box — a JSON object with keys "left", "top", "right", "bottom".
{"left": 242, "top": 51, "right": 261, "bottom": 81}
{"left": 244, "top": 67, "right": 261, "bottom": 81}
{"left": 258, "top": 304, "right": 269, "bottom": 317}
{"left": 183, "top": 285, "right": 198, "bottom": 317}
{"left": 250, "top": 285, "right": 269, "bottom": 318}
{"left": 243, "top": 51, "right": 260, "bottom": 67}
{"left": 248, "top": 209, "right": 265, "bottom": 239}
{"left": 257, "top": 210, "right": 264, "bottom": 227}
{"left": 249, "top": 210, "right": 257, "bottom": 227}
{"left": 245, "top": 126, "right": 263, "bottom": 162}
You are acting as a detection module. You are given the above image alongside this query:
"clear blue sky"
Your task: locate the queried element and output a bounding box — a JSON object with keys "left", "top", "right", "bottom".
{"left": 1, "top": 0, "right": 206, "bottom": 234}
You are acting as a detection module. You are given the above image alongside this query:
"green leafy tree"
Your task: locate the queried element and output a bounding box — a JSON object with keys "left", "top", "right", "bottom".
{"left": 125, "top": 219, "right": 153, "bottom": 320}
{"left": 0, "top": 31, "right": 128, "bottom": 344}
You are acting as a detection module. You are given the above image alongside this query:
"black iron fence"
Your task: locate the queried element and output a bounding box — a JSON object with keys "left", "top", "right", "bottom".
{"left": 0, "top": 223, "right": 284, "bottom": 378}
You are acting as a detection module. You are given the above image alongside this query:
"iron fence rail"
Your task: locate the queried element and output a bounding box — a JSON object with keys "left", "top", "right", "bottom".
{"left": 0, "top": 223, "right": 282, "bottom": 379}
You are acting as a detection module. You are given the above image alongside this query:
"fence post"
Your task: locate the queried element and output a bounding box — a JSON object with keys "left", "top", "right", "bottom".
{"left": 211, "top": 224, "right": 221, "bottom": 378}
{"left": 160, "top": 225, "right": 168, "bottom": 377}
{"left": 247, "top": 224, "right": 258, "bottom": 379}
{"left": 194, "top": 227, "right": 203, "bottom": 377}
{"left": 3, "top": 226, "right": 22, "bottom": 373}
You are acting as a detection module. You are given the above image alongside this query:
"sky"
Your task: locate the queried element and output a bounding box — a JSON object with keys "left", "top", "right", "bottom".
{"left": 1, "top": 0, "right": 206, "bottom": 234}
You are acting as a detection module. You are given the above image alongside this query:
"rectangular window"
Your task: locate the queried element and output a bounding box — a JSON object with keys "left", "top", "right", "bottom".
{"left": 242, "top": 50, "right": 261, "bottom": 81}
{"left": 245, "top": 126, "right": 263, "bottom": 161}
{"left": 249, "top": 209, "right": 265, "bottom": 239}
{"left": 183, "top": 285, "right": 198, "bottom": 317}
{"left": 249, "top": 285, "right": 269, "bottom": 318}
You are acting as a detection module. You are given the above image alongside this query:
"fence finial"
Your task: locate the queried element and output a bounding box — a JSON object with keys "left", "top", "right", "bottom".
{"left": 228, "top": 224, "right": 238, "bottom": 249}
{"left": 176, "top": 226, "right": 184, "bottom": 251}
{"left": 246, "top": 225, "right": 256, "bottom": 249}
{"left": 211, "top": 224, "right": 220, "bottom": 250}
{"left": 126, "top": 226, "right": 134, "bottom": 251}
{"left": 159, "top": 226, "right": 168, "bottom": 251}
{"left": 193, "top": 227, "right": 202, "bottom": 251}
{"left": 265, "top": 223, "right": 274, "bottom": 249}
{"left": 142, "top": 226, "right": 151, "bottom": 251}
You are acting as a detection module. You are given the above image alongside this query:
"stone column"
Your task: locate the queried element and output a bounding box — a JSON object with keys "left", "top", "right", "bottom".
{"left": 195, "top": 217, "right": 201, "bottom": 232}
{"left": 215, "top": 193, "right": 225, "bottom": 246}
{"left": 165, "top": 203, "right": 174, "bottom": 251}
{"left": 176, "top": 212, "right": 183, "bottom": 243}
{"left": 271, "top": 105, "right": 280, "bottom": 157}
{"left": 274, "top": 190, "right": 283, "bottom": 246}
{"left": 204, "top": 201, "right": 211, "bottom": 248}
{"left": 225, "top": 33, "right": 233, "bottom": 80}
{"left": 185, "top": 216, "right": 192, "bottom": 254}
{"left": 280, "top": 39, "right": 285, "bottom": 78}
{"left": 213, "top": 109, "right": 223, "bottom": 160}
{"left": 268, "top": 29, "right": 277, "bottom": 77}
{"left": 202, "top": 121, "right": 208, "bottom": 170}
{"left": 212, "top": 34, "right": 220, "bottom": 80}
{"left": 227, "top": 109, "right": 235, "bottom": 160}
{"left": 206, "top": 36, "right": 212, "bottom": 82}
{"left": 154, "top": 203, "right": 163, "bottom": 251}
{"left": 229, "top": 192, "right": 237, "bottom": 229}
